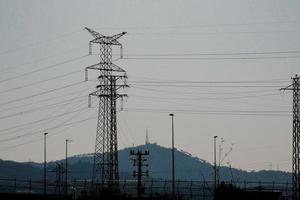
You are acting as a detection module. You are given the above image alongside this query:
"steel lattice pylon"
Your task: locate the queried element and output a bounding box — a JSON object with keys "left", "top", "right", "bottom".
{"left": 293, "top": 75, "right": 300, "bottom": 200}
{"left": 282, "top": 75, "right": 300, "bottom": 200}
{"left": 85, "top": 27, "right": 128, "bottom": 188}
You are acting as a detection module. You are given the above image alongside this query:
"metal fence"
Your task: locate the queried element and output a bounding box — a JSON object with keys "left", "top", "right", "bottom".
{"left": 0, "top": 178, "right": 293, "bottom": 199}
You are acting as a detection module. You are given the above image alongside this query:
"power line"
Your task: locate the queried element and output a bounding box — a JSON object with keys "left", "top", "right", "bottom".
{"left": 0, "top": 81, "right": 84, "bottom": 107}
{"left": 130, "top": 78, "right": 288, "bottom": 89}
{"left": 0, "top": 84, "right": 93, "bottom": 142}
{"left": 132, "top": 95, "right": 220, "bottom": 111}
{"left": 127, "top": 50, "right": 300, "bottom": 56}
{"left": 124, "top": 55, "right": 300, "bottom": 60}
{"left": 0, "top": 114, "right": 97, "bottom": 150}
{"left": 0, "top": 98, "right": 84, "bottom": 121}
{"left": 130, "top": 85, "right": 290, "bottom": 107}
{"left": 0, "top": 81, "right": 93, "bottom": 138}
{"left": 130, "top": 29, "right": 300, "bottom": 36}
{"left": 0, "top": 107, "right": 87, "bottom": 135}
{"left": 0, "top": 92, "right": 92, "bottom": 147}
{"left": 131, "top": 86, "right": 289, "bottom": 108}
{"left": 45, "top": 109, "right": 96, "bottom": 141}
{"left": 0, "top": 55, "right": 88, "bottom": 84}
{"left": 130, "top": 84, "right": 284, "bottom": 88}
{"left": 99, "top": 49, "right": 300, "bottom": 58}
{"left": 124, "top": 108, "right": 290, "bottom": 116}
{"left": 0, "top": 29, "right": 83, "bottom": 56}
{"left": 119, "top": 113, "right": 137, "bottom": 146}
{"left": 0, "top": 114, "right": 97, "bottom": 143}
{"left": 0, "top": 44, "right": 86, "bottom": 74}
{"left": 131, "top": 85, "right": 281, "bottom": 95}
{"left": 123, "top": 50, "right": 300, "bottom": 58}
{"left": 96, "top": 19, "right": 300, "bottom": 30}
{"left": 0, "top": 69, "right": 83, "bottom": 95}
{"left": 20, "top": 87, "right": 91, "bottom": 141}
{"left": 130, "top": 75, "right": 289, "bottom": 82}
{"left": 0, "top": 84, "right": 93, "bottom": 113}
{"left": 130, "top": 80, "right": 290, "bottom": 84}
{"left": 131, "top": 92, "right": 282, "bottom": 101}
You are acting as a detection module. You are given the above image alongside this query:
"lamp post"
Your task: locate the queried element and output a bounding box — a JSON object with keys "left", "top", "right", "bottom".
{"left": 214, "top": 135, "right": 218, "bottom": 200}
{"left": 169, "top": 113, "right": 175, "bottom": 200}
{"left": 44, "top": 132, "right": 48, "bottom": 195}
{"left": 65, "top": 139, "right": 72, "bottom": 195}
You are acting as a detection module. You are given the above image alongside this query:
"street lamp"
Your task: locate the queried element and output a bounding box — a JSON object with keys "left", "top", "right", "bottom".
{"left": 169, "top": 113, "right": 175, "bottom": 200}
{"left": 214, "top": 135, "right": 218, "bottom": 200}
{"left": 44, "top": 132, "right": 48, "bottom": 195}
{"left": 65, "top": 139, "right": 72, "bottom": 195}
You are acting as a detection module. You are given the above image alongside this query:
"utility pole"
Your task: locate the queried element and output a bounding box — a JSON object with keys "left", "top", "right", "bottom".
{"left": 130, "top": 149, "right": 149, "bottom": 199}
{"left": 44, "top": 132, "right": 48, "bottom": 195}
{"left": 85, "top": 27, "right": 128, "bottom": 190}
{"left": 169, "top": 113, "right": 175, "bottom": 200}
{"left": 281, "top": 75, "right": 300, "bottom": 200}
{"left": 214, "top": 135, "right": 218, "bottom": 200}
{"left": 65, "top": 139, "right": 72, "bottom": 195}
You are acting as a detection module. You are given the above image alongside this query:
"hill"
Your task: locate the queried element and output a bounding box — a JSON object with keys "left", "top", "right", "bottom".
{"left": 0, "top": 143, "right": 292, "bottom": 183}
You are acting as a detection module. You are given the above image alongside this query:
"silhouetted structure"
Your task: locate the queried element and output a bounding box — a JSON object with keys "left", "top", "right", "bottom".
{"left": 85, "top": 27, "right": 128, "bottom": 189}
{"left": 281, "top": 74, "right": 300, "bottom": 200}
{"left": 0, "top": 177, "right": 291, "bottom": 199}
{"left": 53, "top": 163, "right": 64, "bottom": 194}
{"left": 0, "top": 193, "right": 72, "bottom": 200}
{"left": 130, "top": 149, "right": 149, "bottom": 198}
{"left": 216, "top": 182, "right": 282, "bottom": 200}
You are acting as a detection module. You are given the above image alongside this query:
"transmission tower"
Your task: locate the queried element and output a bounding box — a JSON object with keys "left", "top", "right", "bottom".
{"left": 85, "top": 27, "right": 128, "bottom": 188}
{"left": 52, "top": 162, "right": 64, "bottom": 194}
{"left": 281, "top": 74, "right": 299, "bottom": 200}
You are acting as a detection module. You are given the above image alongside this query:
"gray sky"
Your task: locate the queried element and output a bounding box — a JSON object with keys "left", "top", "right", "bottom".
{"left": 0, "top": 0, "right": 299, "bottom": 172}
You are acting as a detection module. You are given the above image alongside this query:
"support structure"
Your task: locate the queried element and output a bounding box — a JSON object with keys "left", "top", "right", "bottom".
{"left": 85, "top": 27, "right": 128, "bottom": 189}
{"left": 169, "top": 113, "right": 175, "bottom": 200}
{"left": 65, "top": 139, "right": 71, "bottom": 195}
{"left": 44, "top": 132, "right": 48, "bottom": 195}
{"left": 281, "top": 75, "right": 300, "bottom": 200}
{"left": 145, "top": 128, "right": 150, "bottom": 145}
{"left": 214, "top": 135, "right": 218, "bottom": 200}
{"left": 130, "top": 149, "right": 149, "bottom": 198}
{"left": 53, "top": 163, "right": 64, "bottom": 194}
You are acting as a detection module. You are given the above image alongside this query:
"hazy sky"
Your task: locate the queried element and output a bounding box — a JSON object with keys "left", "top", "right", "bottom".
{"left": 0, "top": 0, "right": 299, "bottom": 172}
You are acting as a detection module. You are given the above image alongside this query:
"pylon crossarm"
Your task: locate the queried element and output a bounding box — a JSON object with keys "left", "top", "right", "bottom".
{"left": 110, "top": 63, "right": 126, "bottom": 72}
{"left": 90, "top": 35, "right": 125, "bottom": 46}
{"left": 109, "top": 40, "right": 122, "bottom": 46}
{"left": 91, "top": 37, "right": 110, "bottom": 44}
{"left": 98, "top": 74, "right": 127, "bottom": 80}
{"left": 95, "top": 84, "right": 127, "bottom": 88}
{"left": 116, "top": 94, "right": 128, "bottom": 99}
{"left": 86, "top": 63, "right": 126, "bottom": 72}
{"left": 116, "top": 85, "right": 129, "bottom": 90}
{"left": 89, "top": 90, "right": 127, "bottom": 98}
{"left": 111, "top": 32, "right": 127, "bottom": 41}
{"left": 281, "top": 83, "right": 294, "bottom": 91}
{"left": 85, "top": 27, "right": 104, "bottom": 39}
